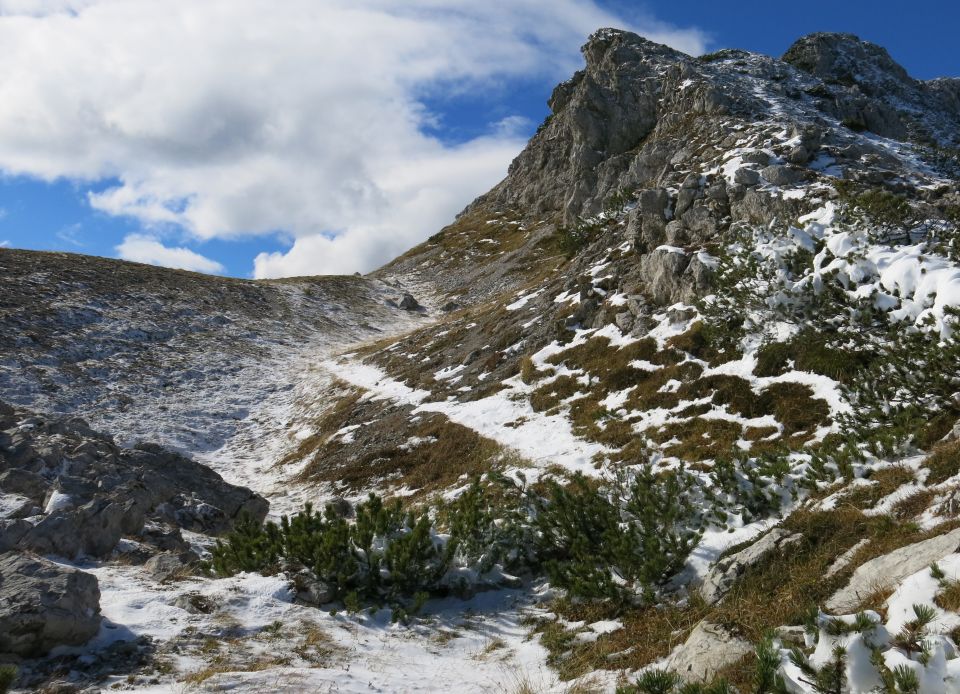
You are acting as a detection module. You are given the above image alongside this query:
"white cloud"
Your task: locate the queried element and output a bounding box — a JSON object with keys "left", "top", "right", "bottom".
{"left": 0, "top": 207, "right": 7, "bottom": 220}
{"left": 115, "top": 234, "right": 225, "bottom": 274}
{"left": 0, "top": 1, "right": 708, "bottom": 277}
{"left": 0, "top": 240, "right": 9, "bottom": 248}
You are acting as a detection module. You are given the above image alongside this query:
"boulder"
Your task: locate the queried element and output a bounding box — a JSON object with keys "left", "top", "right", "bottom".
{"left": 700, "top": 529, "right": 802, "bottom": 605}
{"left": 0, "top": 551, "right": 101, "bottom": 657}
{"left": 19, "top": 498, "right": 127, "bottom": 559}
{"left": 826, "top": 528, "right": 960, "bottom": 611}
{"left": 144, "top": 550, "right": 199, "bottom": 583}
{"left": 0, "top": 520, "right": 30, "bottom": 553}
{"left": 292, "top": 568, "right": 333, "bottom": 606}
{"left": 663, "top": 621, "right": 753, "bottom": 683}
{"left": 760, "top": 165, "right": 804, "bottom": 186}
{"left": 741, "top": 150, "right": 771, "bottom": 166}
{"left": 638, "top": 248, "right": 691, "bottom": 305}
{"left": 734, "top": 168, "right": 760, "bottom": 186}
{"left": 398, "top": 293, "right": 422, "bottom": 311}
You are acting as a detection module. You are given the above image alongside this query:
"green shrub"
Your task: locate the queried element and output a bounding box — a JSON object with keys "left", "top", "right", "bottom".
{"left": 535, "top": 468, "right": 703, "bottom": 601}
{"left": 0, "top": 666, "right": 15, "bottom": 694}
{"left": 212, "top": 494, "right": 450, "bottom": 606}
{"left": 554, "top": 218, "right": 604, "bottom": 258}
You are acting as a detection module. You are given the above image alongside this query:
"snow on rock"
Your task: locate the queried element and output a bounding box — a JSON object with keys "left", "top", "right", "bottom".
{"left": 826, "top": 528, "right": 960, "bottom": 611}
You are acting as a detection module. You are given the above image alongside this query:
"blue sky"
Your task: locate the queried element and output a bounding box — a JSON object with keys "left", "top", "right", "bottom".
{"left": 0, "top": 1, "right": 956, "bottom": 278}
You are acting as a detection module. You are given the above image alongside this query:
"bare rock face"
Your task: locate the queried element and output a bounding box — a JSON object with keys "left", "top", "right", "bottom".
{"left": 700, "top": 529, "right": 803, "bottom": 605}
{"left": 479, "top": 29, "right": 685, "bottom": 222}
{"left": 1, "top": 402, "right": 268, "bottom": 560}
{"left": 783, "top": 32, "right": 960, "bottom": 145}
{"left": 663, "top": 621, "right": 753, "bottom": 683}
{"left": 826, "top": 528, "right": 960, "bottom": 611}
{"left": 0, "top": 551, "right": 101, "bottom": 657}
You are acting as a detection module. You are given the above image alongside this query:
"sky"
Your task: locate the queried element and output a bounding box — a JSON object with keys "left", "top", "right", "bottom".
{"left": 0, "top": 1, "right": 957, "bottom": 278}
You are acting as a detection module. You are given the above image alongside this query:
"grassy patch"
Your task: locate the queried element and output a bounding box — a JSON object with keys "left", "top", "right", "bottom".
{"left": 757, "top": 382, "right": 829, "bottom": 436}
{"left": 841, "top": 465, "right": 916, "bottom": 510}
{"left": 667, "top": 321, "right": 742, "bottom": 366}
{"left": 545, "top": 336, "right": 658, "bottom": 395}
{"left": 529, "top": 596, "right": 708, "bottom": 681}
{"left": 924, "top": 439, "right": 960, "bottom": 485}
{"left": 711, "top": 508, "right": 946, "bottom": 642}
{"left": 530, "top": 375, "right": 581, "bottom": 412}
{"left": 891, "top": 489, "right": 936, "bottom": 519}
{"left": 935, "top": 580, "right": 960, "bottom": 612}
{"left": 753, "top": 330, "right": 871, "bottom": 383}
{"left": 301, "top": 410, "right": 514, "bottom": 495}
{"left": 648, "top": 418, "right": 743, "bottom": 462}
{"left": 280, "top": 386, "right": 363, "bottom": 466}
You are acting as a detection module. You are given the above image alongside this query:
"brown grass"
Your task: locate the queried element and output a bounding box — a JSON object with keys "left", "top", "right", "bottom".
{"left": 757, "top": 382, "right": 829, "bottom": 436}
{"left": 666, "top": 321, "right": 742, "bottom": 366}
{"left": 529, "top": 596, "right": 709, "bottom": 681}
{"left": 648, "top": 418, "right": 743, "bottom": 462}
{"left": 935, "top": 581, "right": 960, "bottom": 612}
{"left": 924, "top": 439, "right": 960, "bottom": 485}
{"left": 280, "top": 386, "right": 363, "bottom": 466}
{"left": 301, "top": 410, "right": 514, "bottom": 495}
{"left": 530, "top": 375, "right": 581, "bottom": 412}
{"left": 711, "top": 508, "right": 951, "bottom": 642}
{"left": 842, "top": 465, "right": 916, "bottom": 510}
{"left": 891, "top": 489, "right": 937, "bottom": 519}
{"left": 545, "top": 336, "right": 658, "bottom": 395}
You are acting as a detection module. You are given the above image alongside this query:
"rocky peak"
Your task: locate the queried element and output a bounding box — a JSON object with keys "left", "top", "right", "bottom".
{"left": 782, "top": 32, "right": 912, "bottom": 92}
{"left": 468, "top": 28, "right": 960, "bottom": 230}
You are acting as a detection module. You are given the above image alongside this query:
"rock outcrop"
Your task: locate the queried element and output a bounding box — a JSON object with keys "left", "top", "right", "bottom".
{"left": 0, "top": 551, "right": 101, "bottom": 657}
{"left": 826, "top": 528, "right": 960, "bottom": 611}
{"left": 1, "top": 402, "right": 268, "bottom": 561}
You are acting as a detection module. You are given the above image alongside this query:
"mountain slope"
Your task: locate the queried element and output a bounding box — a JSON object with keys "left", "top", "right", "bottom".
{"left": 4, "top": 29, "right": 960, "bottom": 694}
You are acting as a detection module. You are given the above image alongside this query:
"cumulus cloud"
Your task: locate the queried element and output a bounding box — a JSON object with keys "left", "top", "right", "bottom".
{"left": 0, "top": 240, "right": 9, "bottom": 248}
{"left": 0, "top": 1, "right": 708, "bottom": 277}
{"left": 115, "top": 234, "right": 225, "bottom": 274}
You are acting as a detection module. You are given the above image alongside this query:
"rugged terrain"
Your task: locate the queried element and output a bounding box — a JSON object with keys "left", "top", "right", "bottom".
{"left": 4, "top": 29, "right": 960, "bottom": 693}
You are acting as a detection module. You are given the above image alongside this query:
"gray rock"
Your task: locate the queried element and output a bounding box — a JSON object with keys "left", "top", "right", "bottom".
{"left": 741, "top": 151, "right": 771, "bottom": 166}
{"left": 663, "top": 621, "right": 752, "bottom": 683}
{"left": 19, "top": 497, "right": 127, "bottom": 559}
{"left": 734, "top": 168, "right": 760, "bottom": 186}
{"left": 761, "top": 165, "right": 804, "bottom": 186}
{"left": 398, "top": 293, "right": 422, "bottom": 311}
{"left": 700, "top": 529, "right": 803, "bottom": 605}
{"left": 639, "top": 248, "right": 691, "bottom": 305}
{"left": 0, "top": 551, "right": 101, "bottom": 657}
{"left": 826, "top": 528, "right": 960, "bottom": 611}
{"left": 292, "top": 569, "right": 333, "bottom": 606}
{"left": 785, "top": 144, "right": 811, "bottom": 164}
{"left": 681, "top": 206, "right": 718, "bottom": 241}
{"left": 144, "top": 551, "right": 199, "bottom": 583}
{"left": 173, "top": 593, "right": 216, "bottom": 615}
{"left": 0, "top": 520, "right": 30, "bottom": 552}
{"left": 0, "top": 493, "right": 34, "bottom": 520}
{"left": 824, "top": 538, "right": 870, "bottom": 579}
{"left": 0, "top": 469, "right": 48, "bottom": 503}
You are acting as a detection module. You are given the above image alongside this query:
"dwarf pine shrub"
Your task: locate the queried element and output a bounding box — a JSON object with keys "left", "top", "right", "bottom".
{"left": 534, "top": 468, "right": 703, "bottom": 601}
{"left": 212, "top": 494, "right": 450, "bottom": 605}
{"left": 212, "top": 465, "right": 716, "bottom": 608}
{"left": 0, "top": 666, "right": 16, "bottom": 694}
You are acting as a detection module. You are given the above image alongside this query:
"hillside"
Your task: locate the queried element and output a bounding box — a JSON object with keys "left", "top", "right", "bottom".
{"left": 3, "top": 29, "right": 960, "bottom": 693}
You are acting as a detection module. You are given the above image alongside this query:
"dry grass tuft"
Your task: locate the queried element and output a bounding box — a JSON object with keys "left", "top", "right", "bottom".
{"left": 924, "top": 439, "right": 960, "bottom": 485}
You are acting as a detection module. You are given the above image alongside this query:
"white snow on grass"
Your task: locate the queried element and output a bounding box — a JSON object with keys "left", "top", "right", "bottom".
{"left": 59, "top": 562, "right": 561, "bottom": 694}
